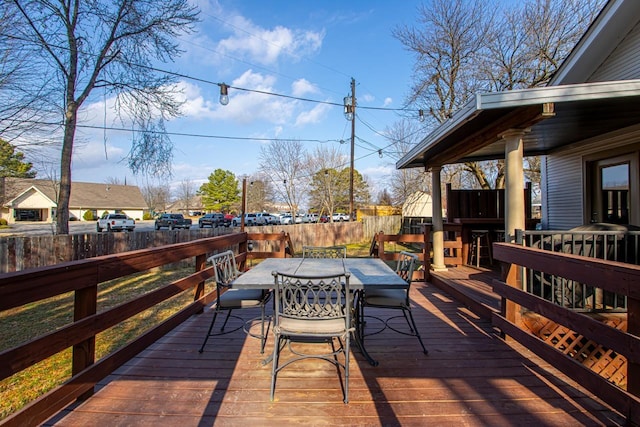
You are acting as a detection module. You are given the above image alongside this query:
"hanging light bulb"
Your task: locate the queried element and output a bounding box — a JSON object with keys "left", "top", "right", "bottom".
{"left": 419, "top": 109, "right": 425, "bottom": 122}
{"left": 219, "top": 83, "right": 229, "bottom": 106}
{"left": 378, "top": 149, "right": 383, "bottom": 158}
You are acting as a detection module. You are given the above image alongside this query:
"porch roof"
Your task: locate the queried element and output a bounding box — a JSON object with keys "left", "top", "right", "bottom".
{"left": 397, "top": 79, "right": 640, "bottom": 170}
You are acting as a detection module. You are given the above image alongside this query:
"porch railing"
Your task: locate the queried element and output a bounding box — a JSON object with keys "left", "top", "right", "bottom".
{"left": 518, "top": 229, "right": 640, "bottom": 312}
{"left": 493, "top": 243, "right": 640, "bottom": 421}
{"left": 0, "top": 231, "right": 290, "bottom": 426}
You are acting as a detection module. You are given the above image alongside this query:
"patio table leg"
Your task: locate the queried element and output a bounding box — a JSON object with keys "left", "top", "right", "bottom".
{"left": 353, "top": 290, "right": 379, "bottom": 366}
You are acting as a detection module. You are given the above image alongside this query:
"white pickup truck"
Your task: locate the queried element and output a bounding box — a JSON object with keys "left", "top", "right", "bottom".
{"left": 97, "top": 213, "right": 135, "bottom": 232}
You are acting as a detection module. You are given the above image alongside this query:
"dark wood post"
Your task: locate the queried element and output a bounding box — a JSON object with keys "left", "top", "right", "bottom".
{"left": 72, "top": 269, "right": 98, "bottom": 400}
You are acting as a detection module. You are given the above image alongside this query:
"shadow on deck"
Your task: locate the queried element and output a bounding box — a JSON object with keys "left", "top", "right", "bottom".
{"left": 46, "top": 267, "right": 624, "bottom": 426}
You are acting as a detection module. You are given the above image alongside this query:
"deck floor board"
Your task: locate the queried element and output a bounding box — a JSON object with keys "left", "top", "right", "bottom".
{"left": 46, "top": 274, "right": 625, "bottom": 426}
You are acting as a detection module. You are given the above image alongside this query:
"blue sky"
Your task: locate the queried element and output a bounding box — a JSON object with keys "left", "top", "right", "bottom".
{"left": 66, "top": 0, "right": 425, "bottom": 197}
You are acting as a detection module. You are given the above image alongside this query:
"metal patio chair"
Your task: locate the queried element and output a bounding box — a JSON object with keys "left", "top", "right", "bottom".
{"left": 302, "top": 245, "right": 347, "bottom": 258}
{"left": 198, "top": 250, "right": 271, "bottom": 353}
{"left": 270, "top": 271, "right": 353, "bottom": 403}
{"left": 360, "top": 251, "right": 428, "bottom": 355}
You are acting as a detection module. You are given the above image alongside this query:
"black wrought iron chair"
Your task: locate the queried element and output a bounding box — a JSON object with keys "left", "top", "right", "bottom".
{"left": 198, "top": 250, "right": 271, "bottom": 353}
{"left": 270, "top": 271, "right": 353, "bottom": 403}
{"left": 302, "top": 245, "right": 347, "bottom": 258}
{"left": 360, "top": 251, "right": 428, "bottom": 354}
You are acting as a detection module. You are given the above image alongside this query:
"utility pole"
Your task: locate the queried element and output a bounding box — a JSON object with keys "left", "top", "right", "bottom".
{"left": 348, "top": 77, "right": 356, "bottom": 221}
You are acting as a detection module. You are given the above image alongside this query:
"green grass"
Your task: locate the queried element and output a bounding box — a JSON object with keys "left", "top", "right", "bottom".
{"left": 0, "top": 267, "right": 202, "bottom": 420}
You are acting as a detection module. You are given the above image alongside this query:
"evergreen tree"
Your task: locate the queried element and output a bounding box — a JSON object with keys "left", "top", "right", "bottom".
{"left": 199, "top": 169, "right": 240, "bottom": 213}
{"left": 0, "top": 139, "right": 36, "bottom": 178}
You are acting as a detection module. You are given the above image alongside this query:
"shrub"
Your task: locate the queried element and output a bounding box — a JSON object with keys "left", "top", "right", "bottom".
{"left": 83, "top": 210, "right": 95, "bottom": 221}
{"left": 143, "top": 212, "right": 154, "bottom": 220}
{"left": 0, "top": 218, "right": 8, "bottom": 226}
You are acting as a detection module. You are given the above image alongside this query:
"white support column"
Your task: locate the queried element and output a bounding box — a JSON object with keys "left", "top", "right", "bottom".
{"left": 431, "top": 166, "right": 447, "bottom": 271}
{"left": 501, "top": 129, "right": 528, "bottom": 243}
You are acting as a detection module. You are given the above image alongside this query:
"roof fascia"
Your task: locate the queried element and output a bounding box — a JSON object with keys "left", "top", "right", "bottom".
{"left": 550, "top": 0, "right": 640, "bottom": 85}
{"left": 396, "top": 79, "right": 640, "bottom": 170}
{"left": 5, "top": 185, "right": 56, "bottom": 206}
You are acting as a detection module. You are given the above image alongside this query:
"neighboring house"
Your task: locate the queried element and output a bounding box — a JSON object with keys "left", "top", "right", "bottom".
{"left": 165, "top": 196, "right": 205, "bottom": 216}
{"left": 402, "top": 191, "right": 433, "bottom": 218}
{"left": 0, "top": 178, "right": 148, "bottom": 223}
{"left": 397, "top": 0, "right": 640, "bottom": 268}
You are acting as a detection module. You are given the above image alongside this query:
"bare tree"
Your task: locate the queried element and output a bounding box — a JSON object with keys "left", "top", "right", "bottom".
{"left": 306, "top": 145, "right": 347, "bottom": 216}
{"left": 394, "top": 0, "right": 604, "bottom": 189}
{"left": 383, "top": 119, "right": 431, "bottom": 204}
{"left": 246, "top": 174, "right": 274, "bottom": 213}
{"left": 2, "top": 0, "right": 199, "bottom": 234}
{"left": 140, "top": 182, "right": 171, "bottom": 215}
{"left": 176, "top": 179, "right": 196, "bottom": 215}
{"left": 258, "top": 139, "right": 309, "bottom": 218}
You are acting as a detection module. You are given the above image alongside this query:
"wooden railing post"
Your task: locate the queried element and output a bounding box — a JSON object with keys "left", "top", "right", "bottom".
{"left": 500, "top": 241, "right": 523, "bottom": 338}
{"left": 193, "top": 253, "right": 207, "bottom": 312}
{"left": 423, "top": 224, "right": 432, "bottom": 281}
{"left": 72, "top": 270, "right": 98, "bottom": 400}
{"left": 629, "top": 296, "right": 640, "bottom": 398}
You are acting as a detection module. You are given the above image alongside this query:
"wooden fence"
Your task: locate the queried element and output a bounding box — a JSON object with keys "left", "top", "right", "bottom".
{"left": 0, "top": 216, "right": 399, "bottom": 273}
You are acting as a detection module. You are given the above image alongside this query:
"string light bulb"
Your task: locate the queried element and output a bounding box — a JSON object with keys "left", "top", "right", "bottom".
{"left": 219, "top": 83, "right": 229, "bottom": 106}
{"left": 419, "top": 109, "right": 425, "bottom": 122}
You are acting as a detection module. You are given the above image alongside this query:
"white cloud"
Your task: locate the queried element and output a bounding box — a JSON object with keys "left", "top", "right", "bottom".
{"left": 175, "top": 72, "right": 297, "bottom": 125}
{"left": 215, "top": 15, "right": 324, "bottom": 65}
{"left": 361, "top": 94, "right": 375, "bottom": 103}
{"left": 291, "top": 78, "right": 319, "bottom": 97}
{"left": 294, "top": 102, "right": 331, "bottom": 127}
{"left": 383, "top": 97, "right": 393, "bottom": 107}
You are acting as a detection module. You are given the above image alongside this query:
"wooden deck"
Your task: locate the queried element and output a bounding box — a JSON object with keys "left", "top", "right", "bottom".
{"left": 45, "top": 271, "right": 625, "bottom": 426}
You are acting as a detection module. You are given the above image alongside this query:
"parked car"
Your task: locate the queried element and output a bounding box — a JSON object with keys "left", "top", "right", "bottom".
{"left": 97, "top": 213, "right": 135, "bottom": 232}
{"left": 302, "top": 213, "right": 319, "bottom": 223}
{"left": 268, "top": 213, "right": 282, "bottom": 225}
{"left": 198, "top": 213, "right": 230, "bottom": 228}
{"left": 255, "top": 212, "right": 277, "bottom": 225}
{"left": 280, "top": 214, "right": 295, "bottom": 225}
{"left": 319, "top": 215, "right": 329, "bottom": 223}
{"left": 332, "top": 212, "right": 350, "bottom": 222}
{"left": 231, "top": 213, "right": 258, "bottom": 227}
{"left": 154, "top": 213, "right": 192, "bottom": 230}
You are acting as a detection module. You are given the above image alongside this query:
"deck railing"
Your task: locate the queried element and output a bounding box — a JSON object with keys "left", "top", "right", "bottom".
{"left": 493, "top": 243, "right": 640, "bottom": 421}
{"left": 518, "top": 229, "right": 640, "bottom": 312}
{"left": 371, "top": 224, "right": 464, "bottom": 281}
{"left": 0, "top": 231, "right": 290, "bottom": 426}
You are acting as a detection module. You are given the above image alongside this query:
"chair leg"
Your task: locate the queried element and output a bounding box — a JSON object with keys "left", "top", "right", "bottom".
{"left": 259, "top": 304, "right": 268, "bottom": 354}
{"left": 344, "top": 335, "right": 350, "bottom": 404}
{"left": 219, "top": 309, "right": 233, "bottom": 331}
{"left": 199, "top": 309, "right": 221, "bottom": 353}
{"left": 406, "top": 309, "right": 428, "bottom": 355}
{"left": 270, "top": 335, "right": 282, "bottom": 401}
{"left": 400, "top": 309, "right": 415, "bottom": 333}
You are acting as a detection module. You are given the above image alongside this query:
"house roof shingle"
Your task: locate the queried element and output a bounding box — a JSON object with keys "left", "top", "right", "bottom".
{"left": 2, "top": 178, "right": 148, "bottom": 210}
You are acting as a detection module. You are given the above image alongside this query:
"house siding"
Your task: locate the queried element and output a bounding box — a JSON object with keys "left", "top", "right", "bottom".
{"left": 589, "top": 21, "right": 640, "bottom": 81}
{"left": 544, "top": 154, "right": 584, "bottom": 230}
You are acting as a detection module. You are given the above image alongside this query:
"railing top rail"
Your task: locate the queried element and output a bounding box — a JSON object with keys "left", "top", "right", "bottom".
{"left": 523, "top": 229, "right": 640, "bottom": 236}
{"left": 493, "top": 242, "right": 640, "bottom": 299}
{"left": 0, "top": 233, "right": 247, "bottom": 311}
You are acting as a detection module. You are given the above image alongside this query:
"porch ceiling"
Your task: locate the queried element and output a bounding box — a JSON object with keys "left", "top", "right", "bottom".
{"left": 397, "top": 79, "right": 640, "bottom": 170}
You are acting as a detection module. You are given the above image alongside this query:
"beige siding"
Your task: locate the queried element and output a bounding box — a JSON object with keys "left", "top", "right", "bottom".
{"left": 589, "top": 21, "right": 640, "bottom": 81}
{"left": 544, "top": 154, "right": 584, "bottom": 230}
